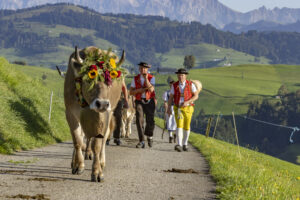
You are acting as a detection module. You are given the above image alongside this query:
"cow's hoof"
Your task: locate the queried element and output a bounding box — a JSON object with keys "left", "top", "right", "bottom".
{"left": 91, "top": 175, "right": 104, "bottom": 182}
{"left": 72, "top": 167, "right": 84, "bottom": 175}
{"left": 72, "top": 168, "right": 78, "bottom": 174}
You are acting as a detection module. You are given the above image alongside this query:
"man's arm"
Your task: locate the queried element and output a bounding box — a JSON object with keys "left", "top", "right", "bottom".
{"left": 181, "top": 92, "right": 198, "bottom": 107}
{"left": 129, "top": 87, "right": 146, "bottom": 96}
{"left": 143, "top": 74, "right": 155, "bottom": 93}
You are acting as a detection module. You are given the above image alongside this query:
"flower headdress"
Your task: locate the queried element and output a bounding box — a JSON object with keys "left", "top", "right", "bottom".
{"left": 79, "top": 48, "right": 126, "bottom": 90}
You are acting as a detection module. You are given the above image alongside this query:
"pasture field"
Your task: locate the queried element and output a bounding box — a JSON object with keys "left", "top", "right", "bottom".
{"left": 156, "top": 43, "right": 270, "bottom": 69}
{"left": 0, "top": 57, "right": 69, "bottom": 154}
{"left": 0, "top": 23, "right": 131, "bottom": 68}
{"left": 155, "top": 117, "right": 300, "bottom": 200}
{"left": 152, "top": 64, "right": 300, "bottom": 116}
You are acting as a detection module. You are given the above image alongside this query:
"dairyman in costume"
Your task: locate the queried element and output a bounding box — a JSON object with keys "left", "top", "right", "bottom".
{"left": 167, "top": 68, "right": 201, "bottom": 152}
{"left": 130, "top": 62, "right": 156, "bottom": 148}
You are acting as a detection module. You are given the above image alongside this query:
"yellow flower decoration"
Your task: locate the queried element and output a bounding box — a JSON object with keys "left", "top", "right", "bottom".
{"left": 110, "top": 70, "right": 118, "bottom": 78}
{"left": 110, "top": 58, "right": 116, "bottom": 69}
{"left": 88, "top": 69, "right": 98, "bottom": 79}
{"left": 297, "top": 177, "right": 300, "bottom": 180}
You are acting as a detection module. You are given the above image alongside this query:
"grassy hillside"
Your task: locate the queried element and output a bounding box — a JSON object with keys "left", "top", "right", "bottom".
{"left": 0, "top": 57, "right": 69, "bottom": 154}
{"left": 153, "top": 64, "right": 300, "bottom": 116}
{"left": 157, "top": 43, "right": 270, "bottom": 69}
{"left": 155, "top": 118, "right": 300, "bottom": 199}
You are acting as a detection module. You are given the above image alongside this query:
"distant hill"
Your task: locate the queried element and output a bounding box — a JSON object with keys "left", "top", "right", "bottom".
{"left": 224, "top": 20, "right": 300, "bottom": 34}
{"left": 1, "top": 0, "right": 300, "bottom": 29}
{"left": 1, "top": 3, "right": 300, "bottom": 67}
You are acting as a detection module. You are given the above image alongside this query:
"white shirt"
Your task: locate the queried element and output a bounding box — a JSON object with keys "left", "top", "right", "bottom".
{"left": 130, "top": 74, "right": 155, "bottom": 98}
{"left": 163, "top": 90, "right": 170, "bottom": 102}
{"left": 170, "top": 81, "right": 197, "bottom": 104}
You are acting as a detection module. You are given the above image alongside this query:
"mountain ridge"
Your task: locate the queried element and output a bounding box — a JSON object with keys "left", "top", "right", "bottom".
{"left": 1, "top": 0, "right": 300, "bottom": 29}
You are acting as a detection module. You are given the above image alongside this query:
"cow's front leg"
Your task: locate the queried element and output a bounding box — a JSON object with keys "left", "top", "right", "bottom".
{"left": 100, "top": 112, "right": 112, "bottom": 169}
{"left": 66, "top": 112, "right": 85, "bottom": 175}
{"left": 71, "top": 126, "right": 85, "bottom": 175}
{"left": 100, "top": 126, "right": 111, "bottom": 169}
{"left": 91, "top": 137, "right": 104, "bottom": 182}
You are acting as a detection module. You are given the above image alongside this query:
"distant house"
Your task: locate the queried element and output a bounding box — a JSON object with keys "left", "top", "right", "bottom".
{"left": 213, "top": 58, "right": 222, "bottom": 62}
{"left": 224, "top": 63, "right": 232, "bottom": 66}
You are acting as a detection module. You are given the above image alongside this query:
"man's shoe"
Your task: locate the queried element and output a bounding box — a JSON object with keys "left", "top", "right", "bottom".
{"left": 136, "top": 142, "right": 145, "bottom": 148}
{"left": 106, "top": 139, "right": 110, "bottom": 145}
{"left": 147, "top": 138, "right": 153, "bottom": 148}
{"left": 174, "top": 145, "right": 182, "bottom": 152}
{"left": 183, "top": 145, "right": 188, "bottom": 151}
{"left": 114, "top": 138, "right": 121, "bottom": 146}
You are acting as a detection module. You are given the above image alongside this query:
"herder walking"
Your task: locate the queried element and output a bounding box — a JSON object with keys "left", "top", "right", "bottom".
{"left": 130, "top": 62, "right": 156, "bottom": 148}
{"left": 167, "top": 68, "right": 202, "bottom": 152}
{"left": 163, "top": 77, "right": 177, "bottom": 143}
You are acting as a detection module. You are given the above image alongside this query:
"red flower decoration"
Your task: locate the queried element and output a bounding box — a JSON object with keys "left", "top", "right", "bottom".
{"left": 117, "top": 70, "right": 121, "bottom": 78}
{"left": 104, "top": 70, "right": 112, "bottom": 86}
{"left": 97, "top": 61, "right": 105, "bottom": 69}
{"left": 89, "top": 65, "right": 97, "bottom": 71}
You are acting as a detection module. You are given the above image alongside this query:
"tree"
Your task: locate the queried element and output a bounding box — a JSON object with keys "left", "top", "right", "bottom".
{"left": 277, "top": 84, "right": 289, "bottom": 97}
{"left": 183, "top": 55, "right": 196, "bottom": 69}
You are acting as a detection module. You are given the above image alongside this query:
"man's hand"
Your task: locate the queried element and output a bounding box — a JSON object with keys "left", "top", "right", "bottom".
{"left": 181, "top": 101, "right": 190, "bottom": 107}
{"left": 142, "top": 73, "right": 148, "bottom": 79}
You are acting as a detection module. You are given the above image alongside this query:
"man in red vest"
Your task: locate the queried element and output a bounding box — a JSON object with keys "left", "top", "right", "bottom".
{"left": 129, "top": 62, "right": 156, "bottom": 148}
{"left": 167, "top": 68, "right": 199, "bottom": 152}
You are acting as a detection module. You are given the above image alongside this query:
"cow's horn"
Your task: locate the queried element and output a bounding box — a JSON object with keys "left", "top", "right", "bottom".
{"left": 117, "top": 50, "right": 125, "bottom": 67}
{"left": 75, "top": 46, "right": 83, "bottom": 64}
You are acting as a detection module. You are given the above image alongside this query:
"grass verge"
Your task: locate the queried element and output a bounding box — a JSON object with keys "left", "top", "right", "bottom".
{"left": 155, "top": 117, "right": 300, "bottom": 199}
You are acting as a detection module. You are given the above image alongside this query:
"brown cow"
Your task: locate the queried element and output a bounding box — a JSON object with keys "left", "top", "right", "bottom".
{"left": 64, "top": 46, "right": 124, "bottom": 182}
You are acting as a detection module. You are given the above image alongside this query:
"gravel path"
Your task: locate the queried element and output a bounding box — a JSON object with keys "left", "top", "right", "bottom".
{"left": 0, "top": 125, "right": 216, "bottom": 200}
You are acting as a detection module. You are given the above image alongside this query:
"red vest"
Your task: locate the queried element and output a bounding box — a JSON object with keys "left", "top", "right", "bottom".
{"left": 134, "top": 74, "right": 156, "bottom": 100}
{"left": 173, "top": 80, "right": 194, "bottom": 106}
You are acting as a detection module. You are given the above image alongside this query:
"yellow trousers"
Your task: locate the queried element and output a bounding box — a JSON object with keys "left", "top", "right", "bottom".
{"left": 174, "top": 105, "right": 194, "bottom": 131}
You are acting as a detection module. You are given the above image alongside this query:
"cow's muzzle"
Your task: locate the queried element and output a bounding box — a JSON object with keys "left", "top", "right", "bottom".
{"left": 90, "top": 99, "right": 111, "bottom": 112}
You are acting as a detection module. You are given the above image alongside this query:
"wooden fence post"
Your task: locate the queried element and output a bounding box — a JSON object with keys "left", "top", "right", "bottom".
{"left": 48, "top": 91, "right": 53, "bottom": 123}
{"left": 232, "top": 112, "right": 241, "bottom": 160}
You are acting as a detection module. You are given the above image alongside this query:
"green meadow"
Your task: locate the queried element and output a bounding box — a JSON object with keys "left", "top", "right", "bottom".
{"left": 153, "top": 64, "right": 300, "bottom": 116}
{"left": 156, "top": 43, "right": 270, "bottom": 69}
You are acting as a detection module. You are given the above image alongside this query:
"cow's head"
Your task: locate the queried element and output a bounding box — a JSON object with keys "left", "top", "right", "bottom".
{"left": 70, "top": 46, "right": 125, "bottom": 112}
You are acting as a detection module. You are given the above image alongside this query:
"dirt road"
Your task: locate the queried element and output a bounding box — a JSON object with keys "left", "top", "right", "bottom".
{"left": 0, "top": 125, "right": 216, "bottom": 200}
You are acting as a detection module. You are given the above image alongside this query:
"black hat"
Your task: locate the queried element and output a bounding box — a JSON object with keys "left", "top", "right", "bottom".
{"left": 137, "top": 62, "right": 151, "bottom": 68}
{"left": 175, "top": 68, "right": 188, "bottom": 74}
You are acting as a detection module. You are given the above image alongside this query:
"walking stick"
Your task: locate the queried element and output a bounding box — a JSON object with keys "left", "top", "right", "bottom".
{"left": 161, "top": 116, "right": 166, "bottom": 139}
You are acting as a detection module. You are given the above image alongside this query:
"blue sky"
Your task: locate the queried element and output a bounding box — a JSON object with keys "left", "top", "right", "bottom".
{"left": 218, "top": 0, "right": 300, "bottom": 12}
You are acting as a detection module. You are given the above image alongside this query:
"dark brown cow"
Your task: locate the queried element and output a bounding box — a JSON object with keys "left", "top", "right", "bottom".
{"left": 64, "top": 46, "right": 124, "bottom": 182}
